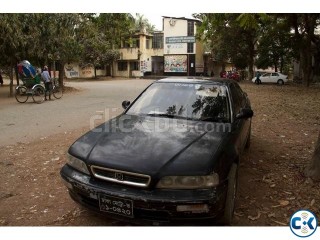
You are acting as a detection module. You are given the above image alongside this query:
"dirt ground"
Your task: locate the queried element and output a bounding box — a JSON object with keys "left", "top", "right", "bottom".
{"left": 0, "top": 81, "right": 319, "bottom": 226}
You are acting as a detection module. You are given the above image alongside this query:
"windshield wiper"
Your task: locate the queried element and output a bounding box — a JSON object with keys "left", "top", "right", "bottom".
{"left": 200, "top": 116, "right": 228, "bottom": 123}
{"left": 145, "top": 113, "right": 194, "bottom": 120}
{"left": 146, "top": 113, "right": 175, "bottom": 118}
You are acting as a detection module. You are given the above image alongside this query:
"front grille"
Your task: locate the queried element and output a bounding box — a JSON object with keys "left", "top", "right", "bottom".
{"left": 90, "top": 166, "right": 151, "bottom": 188}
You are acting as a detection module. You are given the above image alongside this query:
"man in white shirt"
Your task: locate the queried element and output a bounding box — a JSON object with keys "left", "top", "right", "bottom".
{"left": 41, "top": 66, "right": 53, "bottom": 101}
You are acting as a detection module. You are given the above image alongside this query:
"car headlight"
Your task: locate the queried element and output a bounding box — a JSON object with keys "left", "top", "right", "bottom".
{"left": 156, "top": 173, "right": 219, "bottom": 189}
{"left": 67, "top": 153, "right": 90, "bottom": 175}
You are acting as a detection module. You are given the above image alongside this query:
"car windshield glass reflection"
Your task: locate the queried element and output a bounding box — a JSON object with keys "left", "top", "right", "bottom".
{"left": 127, "top": 83, "right": 230, "bottom": 122}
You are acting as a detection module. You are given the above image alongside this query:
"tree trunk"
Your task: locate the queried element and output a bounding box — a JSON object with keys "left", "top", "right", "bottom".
{"left": 280, "top": 56, "right": 284, "bottom": 73}
{"left": 53, "top": 61, "right": 56, "bottom": 78}
{"left": 58, "top": 62, "right": 64, "bottom": 90}
{"left": 94, "top": 66, "right": 97, "bottom": 78}
{"left": 9, "top": 67, "right": 14, "bottom": 97}
{"left": 248, "top": 59, "right": 254, "bottom": 81}
{"left": 300, "top": 38, "right": 312, "bottom": 87}
{"left": 247, "top": 39, "right": 255, "bottom": 81}
{"left": 15, "top": 64, "right": 19, "bottom": 86}
{"left": 274, "top": 62, "right": 278, "bottom": 72}
{"left": 304, "top": 131, "right": 320, "bottom": 180}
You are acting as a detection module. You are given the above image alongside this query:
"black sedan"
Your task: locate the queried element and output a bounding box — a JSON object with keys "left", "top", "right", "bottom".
{"left": 60, "top": 78, "right": 253, "bottom": 225}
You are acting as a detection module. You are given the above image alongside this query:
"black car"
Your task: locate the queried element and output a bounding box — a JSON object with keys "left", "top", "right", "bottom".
{"left": 60, "top": 78, "right": 253, "bottom": 225}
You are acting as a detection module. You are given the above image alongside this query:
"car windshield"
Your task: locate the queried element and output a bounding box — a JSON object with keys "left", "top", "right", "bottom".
{"left": 127, "top": 82, "right": 230, "bottom": 122}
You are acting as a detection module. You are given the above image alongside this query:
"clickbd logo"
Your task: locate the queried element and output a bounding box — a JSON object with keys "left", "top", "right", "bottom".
{"left": 290, "top": 210, "right": 318, "bottom": 237}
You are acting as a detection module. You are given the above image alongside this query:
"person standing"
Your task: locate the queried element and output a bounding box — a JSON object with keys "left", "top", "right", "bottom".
{"left": 41, "top": 66, "right": 53, "bottom": 101}
{"left": 256, "top": 71, "right": 262, "bottom": 85}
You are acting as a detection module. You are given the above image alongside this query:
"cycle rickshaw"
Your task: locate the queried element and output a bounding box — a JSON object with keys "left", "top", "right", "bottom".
{"left": 15, "top": 61, "right": 63, "bottom": 103}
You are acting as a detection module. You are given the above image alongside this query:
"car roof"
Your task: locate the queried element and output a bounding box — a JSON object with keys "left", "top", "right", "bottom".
{"left": 156, "top": 77, "right": 235, "bottom": 85}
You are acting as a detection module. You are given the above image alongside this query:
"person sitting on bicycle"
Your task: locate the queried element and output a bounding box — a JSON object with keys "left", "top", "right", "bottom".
{"left": 41, "top": 66, "right": 53, "bottom": 101}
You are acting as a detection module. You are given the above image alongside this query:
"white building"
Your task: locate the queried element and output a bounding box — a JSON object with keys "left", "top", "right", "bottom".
{"left": 64, "top": 16, "right": 205, "bottom": 79}
{"left": 163, "top": 16, "right": 204, "bottom": 76}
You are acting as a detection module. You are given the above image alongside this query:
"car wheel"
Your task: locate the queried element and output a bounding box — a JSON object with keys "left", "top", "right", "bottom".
{"left": 222, "top": 163, "right": 238, "bottom": 225}
{"left": 277, "top": 79, "right": 284, "bottom": 85}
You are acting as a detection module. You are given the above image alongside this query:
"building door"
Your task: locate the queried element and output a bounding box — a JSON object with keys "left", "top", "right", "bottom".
{"left": 105, "top": 65, "right": 111, "bottom": 76}
{"left": 189, "top": 54, "right": 195, "bottom": 76}
{"left": 151, "top": 56, "right": 164, "bottom": 75}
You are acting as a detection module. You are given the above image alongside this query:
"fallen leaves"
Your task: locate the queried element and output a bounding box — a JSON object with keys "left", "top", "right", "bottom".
{"left": 272, "top": 200, "right": 290, "bottom": 208}
{"left": 248, "top": 211, "right": 261, "bottom": 221}
{"left": 271, "top": 220, "right": 287, "bottom": 226}
{"left": 310, "top": 199, "right": 315, "bottom": 207}
{"left": 279, "top": 200, "right": 290, "bottom": 206}
{"left": 268, "top": 213, "right": 276, "bottom": 218}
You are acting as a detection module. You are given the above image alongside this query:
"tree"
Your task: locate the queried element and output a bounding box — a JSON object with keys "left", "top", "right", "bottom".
{"left": 0, "top": 13, "right": 85, "bottom": 92}
{"left": 135, "top": 13, "right": 148, "bottom": 32}
{"left": 40, "top": 14, "right": 84, "bottom": 87}
{"left": 80, "top": 21, "right": 120, "bottom": 78}
{"left": 304, "top": 131, "right": 320, "bottom": 180}
{"left": 0, "top": 14, "right": 27, "bottom": 96}
{"left": 194, "top": 13, "right": 265, "bottom": 80}
{"left": 97, "top": 13, "right": 135, "bottom": 49}
{"left": 96, "top": 13, "right": 134, "bottom": 76}
{"left": 286, "top": 14, "right": 320, "bottom": 86}
{"left": 134, "top": 13, "right": 155, "bottom": 33}
{"left": 255, "top": 16, "right": 294, "bottom": 73}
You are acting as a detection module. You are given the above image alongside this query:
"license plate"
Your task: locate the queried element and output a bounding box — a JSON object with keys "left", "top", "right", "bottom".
{"left": 98, "top": 194, "right": 134, "bottom": 218}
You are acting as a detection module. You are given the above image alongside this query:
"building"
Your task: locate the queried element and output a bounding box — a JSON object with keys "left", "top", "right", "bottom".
{"left": 113, "top": 29, "right": 164, "bottom": 78}
{"left": 162, "top": 16, "right": 204, "bottom": 76}
{"left": 64, "top": 16, "right": 206, "bottom": 79}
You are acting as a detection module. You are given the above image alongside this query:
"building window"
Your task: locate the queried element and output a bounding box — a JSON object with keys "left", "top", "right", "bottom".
{"left": 118, "top": 61, "right": 128, "bottom": 71}
{"left": 132, "top": 39, "right": 140, "bottom": 48}
{"left": 187, "top": 43, "right": 194, "bottom": 53}
{"left": 123, "top": 40, "right": 130, "bottom": 48}
{"left": 146, "top": 39, "right": 150, "bottom": 49}
{"left": 152, "top": 33, "right": 164, "bottom": 49}
{"left": 130, "top": 62, "right": 139, "bottom": 71}
{"left": 187, "top": 21, "right": 194, "bottom": 36}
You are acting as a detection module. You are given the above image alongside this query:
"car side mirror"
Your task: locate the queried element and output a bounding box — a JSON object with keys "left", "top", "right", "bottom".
{"left": 236, "top": 108, "right": 254, "bottom": 119}
{"left": 122, "top": 100, "right": 130, "bottom": 110}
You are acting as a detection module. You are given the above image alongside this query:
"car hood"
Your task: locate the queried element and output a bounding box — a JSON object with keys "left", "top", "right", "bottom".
{"left": 69, "top": 115, "right": 228, "bottom": 177}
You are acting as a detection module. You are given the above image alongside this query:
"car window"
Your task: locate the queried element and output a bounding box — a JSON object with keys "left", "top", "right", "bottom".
{"left": 262, "top": 73, "right": 271, "bottom": 77}
{"left": 127, "top": 82, "right": 230, "bottom": 122}
{"left": 229, "top": 83, "right": 244, "bottom": 115}
{"left": 271, "top": 73, "right": 279, "bottom": 76}
{"left": 230, "top": 84, "right": 242, "bottom": 114}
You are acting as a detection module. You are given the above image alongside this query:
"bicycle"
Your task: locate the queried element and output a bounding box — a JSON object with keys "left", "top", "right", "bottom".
{"left": 51, "top": 78, "right": 63, "bottom": 99}
{"left": 15, "top": 76, "right": 46, "bottom": 104}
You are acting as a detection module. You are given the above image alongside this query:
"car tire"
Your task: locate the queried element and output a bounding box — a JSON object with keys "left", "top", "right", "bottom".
{"left": 277, "top": 79, "right": 284, "bottom": 85}
{"left": 222, "top": 163, "right": 238, "bottom": 225}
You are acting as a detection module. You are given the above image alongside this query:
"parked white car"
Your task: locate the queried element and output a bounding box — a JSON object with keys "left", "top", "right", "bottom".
{"left": 252, "top": 72, "right": 288, "bottom": 85}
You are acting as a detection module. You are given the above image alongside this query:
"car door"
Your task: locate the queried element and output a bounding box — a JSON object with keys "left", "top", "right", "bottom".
{"left": 229, "top": 83, "right": 245, "bottom": 155}
{"left": 271, "top": 73, "right": 279, "bottom": 83}
{"left": 232, "top": 83, "right": 251, "bottom": 151}
{"left": 261, "top": 73, "right": 271, "bottom": 83}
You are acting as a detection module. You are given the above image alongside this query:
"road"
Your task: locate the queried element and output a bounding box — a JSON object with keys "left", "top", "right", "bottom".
{"left": 0, "top": 79, "right": 153, "bottom": 146}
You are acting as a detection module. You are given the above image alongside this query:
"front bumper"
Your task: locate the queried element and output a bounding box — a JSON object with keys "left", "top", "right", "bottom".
{"left": 60, "top": 165, "right": 227, "bottom": 225}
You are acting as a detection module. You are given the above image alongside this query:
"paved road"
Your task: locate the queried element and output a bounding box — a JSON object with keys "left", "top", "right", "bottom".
{"left": 0, "top": 79, "right": 153, "bottom": 146}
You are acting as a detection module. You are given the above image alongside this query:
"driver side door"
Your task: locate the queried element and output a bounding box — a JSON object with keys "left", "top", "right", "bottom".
{"left": 261, "top": 73, "right": 271, "bottom": 83}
